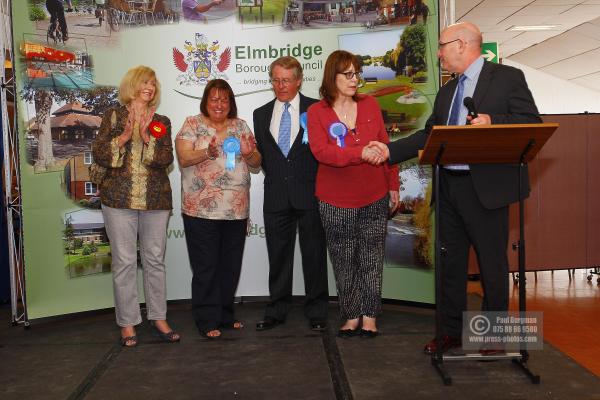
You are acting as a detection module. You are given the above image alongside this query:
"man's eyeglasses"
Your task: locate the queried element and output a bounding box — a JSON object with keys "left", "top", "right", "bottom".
{"left": 270, "top": 78, "right": 295, "bottom": 86}
{"left": 438, "top": 38, "right": 461, "bottom": 49}
{"left": 338, "top": 71, "right": 362, "bottom": 80}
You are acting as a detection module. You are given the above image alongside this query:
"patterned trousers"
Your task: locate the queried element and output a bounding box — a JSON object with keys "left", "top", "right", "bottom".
{"left": 319, "top": 196, "right": 388, "bottom": 320}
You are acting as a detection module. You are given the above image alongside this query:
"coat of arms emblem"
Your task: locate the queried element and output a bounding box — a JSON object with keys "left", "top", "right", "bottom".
{"left": 173, "top": 34, "right": 231, "bottom": 85}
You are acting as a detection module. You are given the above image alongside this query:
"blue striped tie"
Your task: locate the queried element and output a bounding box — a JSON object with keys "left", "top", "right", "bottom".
{"left": 448, "top": 74, "right": 467, "bottom": 126}
{"left": 278, "top": 102, "right": 291, "bottom": 157}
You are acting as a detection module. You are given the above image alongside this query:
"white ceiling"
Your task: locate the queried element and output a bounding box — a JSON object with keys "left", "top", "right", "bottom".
{"left": 453, "top": 0, "right": 600, "bottom": 91}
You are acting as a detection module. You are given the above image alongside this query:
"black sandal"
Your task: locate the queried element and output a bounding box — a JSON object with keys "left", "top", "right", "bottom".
{"left": 200, "top": 329, "right": 222, "bottom": 340}
{"left": 120, "top": 335, "right": 138, "bottom": 347}
{"left": 150, "top": 321, "right": 181, "bottom": 343}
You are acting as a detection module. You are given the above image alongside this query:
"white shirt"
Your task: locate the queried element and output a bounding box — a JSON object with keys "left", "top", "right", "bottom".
{"left": 270, "top": 93, "right": 300, "bottom": 146}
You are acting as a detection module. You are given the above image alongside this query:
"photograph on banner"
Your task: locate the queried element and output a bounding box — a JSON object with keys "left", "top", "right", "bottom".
{"left": 22, "top": 87, "right": 118, "bottom": 173}
{"left": 282, "top": 0, "right": 431, "bottom": 30}
{"left": 236, "top": 0, "right": 284, "bottom": 26}
{"left": 63, "top": 209, "right": 113, "bottom": 279}
{"left": 340, "top": 26, "right": 433, "bottom": 269}
{"left": 181, "top": 0, "right": 237, "bottom": 22}
{"left": 26, "top": 0, "right": 132, "bottom": 48}
{"left": 63, "top": 152, "right": 102, "bottom": 209}
{"left": 19, "top": 39, "right": 95, "bottom": 90}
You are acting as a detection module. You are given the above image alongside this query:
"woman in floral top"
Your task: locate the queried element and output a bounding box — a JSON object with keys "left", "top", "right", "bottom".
{"left": 176, "top": 79, "right": 261, "bottom": 339}
{"left": 92, "top": 65, "right": 180, "bottom": 347}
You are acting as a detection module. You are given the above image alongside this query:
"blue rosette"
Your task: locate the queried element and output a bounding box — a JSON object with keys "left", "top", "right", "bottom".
{"left": 222, "top": 136, "right": 240, "bottom": 171}
{"left": 329, "top": 122, "right": 348, "bottom": 148}
{"left": 299, "top": 112, "right": 309, "bottom": 144}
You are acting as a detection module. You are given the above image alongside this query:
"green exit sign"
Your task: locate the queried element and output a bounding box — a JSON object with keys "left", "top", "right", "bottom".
{"left": 482, "top": 42, "right": 499, "bottom": 63}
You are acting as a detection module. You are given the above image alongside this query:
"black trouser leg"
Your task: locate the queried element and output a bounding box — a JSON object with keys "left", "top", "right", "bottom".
{"left": 439, "top": 176, "right": 470, "bottom": 337}
{"left": 182, "top": 215, "right": 221, "bottom": 333}
{"left": 218, "top": 219, "right": 247, "bottom": 325}
{"left": 263, "top": 209, "right": 296, "bottom": 321}
{"left": 440, "top": 171, "right": 510, "bottom": 337}
{"left": 297, "top": 208, "right": 329, "bottom": 321}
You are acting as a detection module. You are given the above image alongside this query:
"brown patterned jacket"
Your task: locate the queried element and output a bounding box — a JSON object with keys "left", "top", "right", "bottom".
{"left": 92, "top": 105, "right": 173, "bottom": 210}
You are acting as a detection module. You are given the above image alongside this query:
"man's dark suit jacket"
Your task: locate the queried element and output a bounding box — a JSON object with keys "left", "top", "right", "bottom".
{"left": 389, "top": 61, "right": 542, "bottom": 210}
{"left": 253, "top": 93, "right": 319, "bottom": 212}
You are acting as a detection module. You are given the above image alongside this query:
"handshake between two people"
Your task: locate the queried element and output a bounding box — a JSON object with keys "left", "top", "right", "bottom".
{"left": 361, "top": 141, "right": 390, "bottom": 165}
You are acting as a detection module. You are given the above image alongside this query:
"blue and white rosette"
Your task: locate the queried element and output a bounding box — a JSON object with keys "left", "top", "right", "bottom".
{"left": 222, "top": 137, "right": 240, "bottom": 171}
{"left": 299, "top": 112, "right": 309, "bottom": 144}
{"left": 329, "top": 122, "right": 348, "bottom": 148}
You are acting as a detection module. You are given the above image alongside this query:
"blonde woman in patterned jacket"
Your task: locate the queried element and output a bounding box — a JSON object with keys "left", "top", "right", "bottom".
{"left": 92, "top": 65, "right": 180, "bottom": 347}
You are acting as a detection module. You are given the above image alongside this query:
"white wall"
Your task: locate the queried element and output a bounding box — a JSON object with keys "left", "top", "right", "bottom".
{"left": 504, "top": 59, "right": 600, "bottom": 115}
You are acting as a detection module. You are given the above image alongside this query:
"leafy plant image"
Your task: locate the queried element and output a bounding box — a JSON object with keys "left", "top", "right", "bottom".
{"left": 412, "top": 183, "right": 433, "bottom": 266}
{"left": 29, "top": 5, "right": 46, "bottom": 21}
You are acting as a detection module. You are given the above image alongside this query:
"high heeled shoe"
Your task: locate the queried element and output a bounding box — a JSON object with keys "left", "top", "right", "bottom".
{"left": 149, "top": 321, "right": 180, "bottom": 343}
{"left": 120, "top": 335, "right": 138, "bottom": 347}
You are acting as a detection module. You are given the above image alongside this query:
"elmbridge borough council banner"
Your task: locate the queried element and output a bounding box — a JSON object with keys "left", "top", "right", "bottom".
{"left": 13, "top": 0, "right": 439, "bottom": 319}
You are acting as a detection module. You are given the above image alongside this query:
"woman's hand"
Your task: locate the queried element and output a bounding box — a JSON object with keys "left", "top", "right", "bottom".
{"left": 207, "top": 136, "right": 220, "bottom": 159}
{"left": 389, "top": 191, "right": 399, "bottom": 215}
{"left": 240, "top": 133, "right": 256, "bottom": 157}
{"left": 187, "top": 116, "right": 200, "bottom": 133}
{"left": 139, "top": 106, "right": 156, "bottom": 144}
{"left": 118, "top": 108, "right": 136, "bottom": 147}
{"left": 362, "top": 145, "right": 384, "bottom": 165}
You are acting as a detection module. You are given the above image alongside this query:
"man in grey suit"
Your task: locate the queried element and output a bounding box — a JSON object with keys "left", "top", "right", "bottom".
{"left": 367, "top": 22, "right": 541, "bottom": 353}
{"left": 253, "top": 57, "right": 329, "bottom": 331}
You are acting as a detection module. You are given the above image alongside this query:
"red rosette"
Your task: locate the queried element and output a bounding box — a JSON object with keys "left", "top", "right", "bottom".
{"left": 149, "top": 121, "right": 167, "bottom": 139}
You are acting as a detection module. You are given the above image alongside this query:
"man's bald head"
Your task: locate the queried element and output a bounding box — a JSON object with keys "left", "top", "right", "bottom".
{"left": 437, "top": 22, "right": 483, "bottom": 73}
{"left": 444, "top": 22, "right": 483, "bottom": 48}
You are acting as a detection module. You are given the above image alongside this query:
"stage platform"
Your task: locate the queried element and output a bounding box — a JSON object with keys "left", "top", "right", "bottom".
{"left": 1, "top": 301, "right": 599, "bottom": 399}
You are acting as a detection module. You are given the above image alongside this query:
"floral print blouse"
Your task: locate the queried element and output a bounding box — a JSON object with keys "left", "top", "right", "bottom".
{"left": 176, "top": 115, "right": 255, "bottom": 220}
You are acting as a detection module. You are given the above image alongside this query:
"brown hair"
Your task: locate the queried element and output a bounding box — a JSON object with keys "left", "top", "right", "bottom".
{"left": 319, "top": 50, "right": 360, "bottom": 106}
{"left": 269, "top": 56, "right": 303, "bottom": 81}
{"left": 200, "top": 79, "right": 237, "bottom": 119}
{"left": 118, "top": 65, "right": 161, "bottom": 107}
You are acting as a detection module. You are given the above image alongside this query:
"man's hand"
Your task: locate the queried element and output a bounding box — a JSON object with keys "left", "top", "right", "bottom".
{"left": 361, "top": 141, "right": 390, "bottom": 165}
{"left": 467, "top": 113, "right": 491, "bottom": 125}
{"left": 362, "top": 145, "right": 383, "bottom": 165}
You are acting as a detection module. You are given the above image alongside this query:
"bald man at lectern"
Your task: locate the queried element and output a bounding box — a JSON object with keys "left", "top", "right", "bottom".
{"left": 366, "top": 22, "right": 541, "bottom": 354}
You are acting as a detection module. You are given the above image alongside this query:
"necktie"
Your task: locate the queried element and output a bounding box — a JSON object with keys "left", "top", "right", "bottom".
{"left": 447, "top": 74, "right": 467, "bottom": 126}
{"left": 278, "top": 102, "right": 291, "bottom": 157}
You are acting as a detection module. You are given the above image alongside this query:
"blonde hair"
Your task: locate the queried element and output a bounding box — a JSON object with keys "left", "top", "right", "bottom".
{"left": 118, "top": 65, "right": 161, "bottom": 107}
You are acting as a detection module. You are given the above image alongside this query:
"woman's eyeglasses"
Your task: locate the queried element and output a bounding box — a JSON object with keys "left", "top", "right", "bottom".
{"left": 338, "top": 71, "right": 362, "bottom": 80}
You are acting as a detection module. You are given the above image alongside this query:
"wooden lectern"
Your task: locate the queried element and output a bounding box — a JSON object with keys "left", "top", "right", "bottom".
{"left": 419, "top": 123, "right": 559, "bottom": 385}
